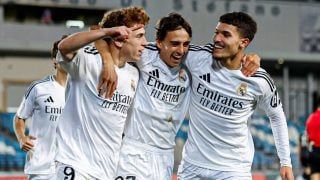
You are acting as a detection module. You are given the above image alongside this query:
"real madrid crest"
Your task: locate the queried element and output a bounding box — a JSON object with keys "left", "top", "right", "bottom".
{"left": 131, "top": 79, "right": 136, "bottom": 91}
{"left": 237, "top": 82, "right": 248, "bottom": 96}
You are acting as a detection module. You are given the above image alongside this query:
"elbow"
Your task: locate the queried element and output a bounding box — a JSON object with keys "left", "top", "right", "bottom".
{"left": 57, "top": 40, "right": 74, "bottom": 62}
{"left": 57, "top": 41, "right": 68, "bottom": 55}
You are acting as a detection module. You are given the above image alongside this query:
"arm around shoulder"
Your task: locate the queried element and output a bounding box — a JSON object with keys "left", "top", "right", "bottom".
{"left": 94, "top": 38, "right": 118, "bottom": 99}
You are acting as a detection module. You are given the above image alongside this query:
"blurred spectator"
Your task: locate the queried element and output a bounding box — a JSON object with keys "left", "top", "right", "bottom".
{"left": 306, "top": 96, "right": 320, "bottom": 180}
{"left": 41, "top": 8, "right": 52, "bottom": 24}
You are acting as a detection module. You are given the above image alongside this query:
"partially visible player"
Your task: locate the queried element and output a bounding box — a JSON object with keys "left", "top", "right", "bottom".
{"left": 97, "top": 13, "right": 261, "bottom": 180}
{"left": 13, "top": 35, "right": 68, "bottom": 180}
{"left": 178, "top": 12, "right": 294, "bottom": 180}
{"left": 306, "top": 96, "right": 320, "bottom": 180}
{"left": 55, "top": 6, "right": 149, "bottom": 180}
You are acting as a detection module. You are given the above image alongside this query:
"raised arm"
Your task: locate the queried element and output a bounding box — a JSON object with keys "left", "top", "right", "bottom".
{"left": 58, "top": 26, "right": 134, "bottom": 62}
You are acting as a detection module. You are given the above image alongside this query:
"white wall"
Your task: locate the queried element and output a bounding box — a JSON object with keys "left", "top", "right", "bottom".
{"left": 0, "top": 57, "right": 54, "bottom": 111}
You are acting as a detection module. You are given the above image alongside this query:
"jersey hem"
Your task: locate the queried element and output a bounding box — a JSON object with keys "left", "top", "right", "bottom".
{"left": 55, "top": 158, "right": 104, "bottom": 180}
{"left": 184, "top": 158, "right": 251, "bottom": 173}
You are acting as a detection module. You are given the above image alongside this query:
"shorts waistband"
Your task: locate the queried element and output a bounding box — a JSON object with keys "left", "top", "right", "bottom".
{"left": 122, "top": 137, "right": 174, "bottom": 154}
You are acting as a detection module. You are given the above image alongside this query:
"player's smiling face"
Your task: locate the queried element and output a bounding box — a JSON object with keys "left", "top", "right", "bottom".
{"left": 212, "top": 22, "right": 247, "bottom": 60}
{"left": 156, "top": 28, "right": 190, "bottom": 68}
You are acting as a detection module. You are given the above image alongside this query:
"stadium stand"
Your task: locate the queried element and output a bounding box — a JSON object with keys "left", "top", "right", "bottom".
{"left": 0, "top": 113, "right": 26, "bottom": 171}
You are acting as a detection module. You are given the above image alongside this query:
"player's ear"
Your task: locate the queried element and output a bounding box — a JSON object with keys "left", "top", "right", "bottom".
{"left": 240, "top": 38, "right": 250, "bottom": 48}
{"left": 155, "top": 39, "right": 161, "bottom": 49}
{"left": 114, "top": 40, "right": 123, "bottom": 48}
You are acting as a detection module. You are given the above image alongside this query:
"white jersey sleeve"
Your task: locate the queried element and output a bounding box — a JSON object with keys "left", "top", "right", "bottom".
{"left": 57, "top": 46, "right": 97, "bottom": 79}
{"left": 16, "top": 85, "right": 36, "bottom": 120}
{"left": 253, "top": 69, "right": 292, "bottom": 167}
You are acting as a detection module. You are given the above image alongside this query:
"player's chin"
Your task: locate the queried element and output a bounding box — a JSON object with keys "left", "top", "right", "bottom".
{"left": 170, "top": 61, "right": 181, "bottom": 67}
{"left": 132, "top": 54, "right": 141, "bottom": 61}
{"left": 213, "top": 54, "right": 224, "bottom": 60}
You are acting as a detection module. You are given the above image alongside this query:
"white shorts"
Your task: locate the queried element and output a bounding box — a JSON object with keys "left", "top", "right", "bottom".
{"left": 177, "top": 160, "right": 252, "bottom": 180}
{"left": 115, "top": 138, "right": 174, "bottom": 180}
{"left": 28, "top": 173, "right": 55, "bottom": 180}
{"left": 56, "top": 162, "right": 98, "bottom": 180}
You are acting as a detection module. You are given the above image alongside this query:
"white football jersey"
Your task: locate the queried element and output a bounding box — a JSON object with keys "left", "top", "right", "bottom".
{"left": 16, "top": 75, "right": 65, "bottom": 175}
{"left": 181, "top": 44, "right": 292, "bottom": 172}
{"left": 55, "top": 46, "right": 139, "bottom": 179}
{"left": 123, "top": 43, "right": 191, "bottom": 149}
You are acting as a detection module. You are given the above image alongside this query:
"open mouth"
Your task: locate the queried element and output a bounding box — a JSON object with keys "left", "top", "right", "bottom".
{"left": 213, "top": 43, "right": 224, "bottom": 50}
{"left": 171, "top": 53, "right": 183, "bottom": 61}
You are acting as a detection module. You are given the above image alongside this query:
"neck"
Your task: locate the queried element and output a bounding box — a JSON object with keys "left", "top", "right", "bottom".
{"left": 118, "top": 59, "right": 126, "bottom": 68}
{"left": 219, "top": 52, "right": 244, "bottom": 70}
{"left": 54, "top": 70, "right": 67, "bottom": 87}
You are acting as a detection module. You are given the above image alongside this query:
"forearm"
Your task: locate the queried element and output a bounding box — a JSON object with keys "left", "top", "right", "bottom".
{"left": 95, "top": 38, "right": 118, "bottom": 98}
{"left": 13, "top": 116, "right": 26, "bottom": 142}
{"left": 58, "top": 28, "right": 114, "bottom": 61}
{"left": 269, "top": 112, "right": 292, "bottom": 167}
{"left": 94, "top": 39, "right": 114, "bottom": 65}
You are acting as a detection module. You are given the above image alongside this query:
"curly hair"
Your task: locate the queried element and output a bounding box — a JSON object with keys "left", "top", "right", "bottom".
{"left": 99, "top": 6, "right": 149, "bottom": 28}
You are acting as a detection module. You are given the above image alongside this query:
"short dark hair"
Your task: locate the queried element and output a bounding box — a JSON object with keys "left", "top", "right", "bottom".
{"left": 155, "top": 13, "right": 192, "bottom": 41}
{"left": 51, "top": 35, "right": 68, "bottom": 59}
{"left": 219, "top": 12, "right": 257, "bottom": 42}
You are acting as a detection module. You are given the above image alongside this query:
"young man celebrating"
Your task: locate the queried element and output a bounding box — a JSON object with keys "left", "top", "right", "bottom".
{"left": 55, "top": 6, "right": 149, "bottom": 180}
{"left": 97, "top": 13, "right": 261, "bottom": 180}
{"left": 178, "top": 12, "right": 294, "bottom": 180}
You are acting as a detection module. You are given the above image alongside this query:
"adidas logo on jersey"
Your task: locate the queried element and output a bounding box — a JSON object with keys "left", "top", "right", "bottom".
{"left": 199, "top": 73, "right": 210, "bottom": 83}
{"left": 149, "top": 69, "right": 159, "bottom": 78}
{"left": 44, "top": 96, "right": 54, "bottom": 103}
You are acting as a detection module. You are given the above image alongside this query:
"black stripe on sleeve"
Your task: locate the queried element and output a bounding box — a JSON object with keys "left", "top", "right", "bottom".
{"left": 25, "top": 76, "right": 51, "bottom": 99}
{"left": 188, "top": 43, "right": 213, "bottom": 54}
{"left": 145, "top": 43, "right": 158, "bottom": 51}
{"left": 84, "top": 46, "right": 99, "bottom": 55}
{"left": 252, "top": 71, "right": 275, "bottom": 92}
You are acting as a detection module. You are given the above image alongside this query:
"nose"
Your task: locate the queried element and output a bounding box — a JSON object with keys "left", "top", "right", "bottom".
{"left": 141, "top": 36, "right": 148, "bottom": 47}
{"left": 176, "top": 44, "right": 184, "bottom": 54}
{"left": 213, "top": 34, "right": 221, "bottom": 43}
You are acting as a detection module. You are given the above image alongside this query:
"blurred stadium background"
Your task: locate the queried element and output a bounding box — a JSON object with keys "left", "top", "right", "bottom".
{"left": 0, "top": 0, "right": 320, "bottom": 179}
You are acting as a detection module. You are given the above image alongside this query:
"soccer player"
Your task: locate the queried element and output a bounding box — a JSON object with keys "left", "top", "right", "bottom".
{"left": 97, "top": 13, "right": 260, "bottom": 180}
{"left": 177, "top": 12, "right": 294, "bottom": 180}
{"left": 54, "top": 6, "right": 149, "bottom": 180}
{"left": 13, "top": 35, "right": 68, "bottom": 180}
